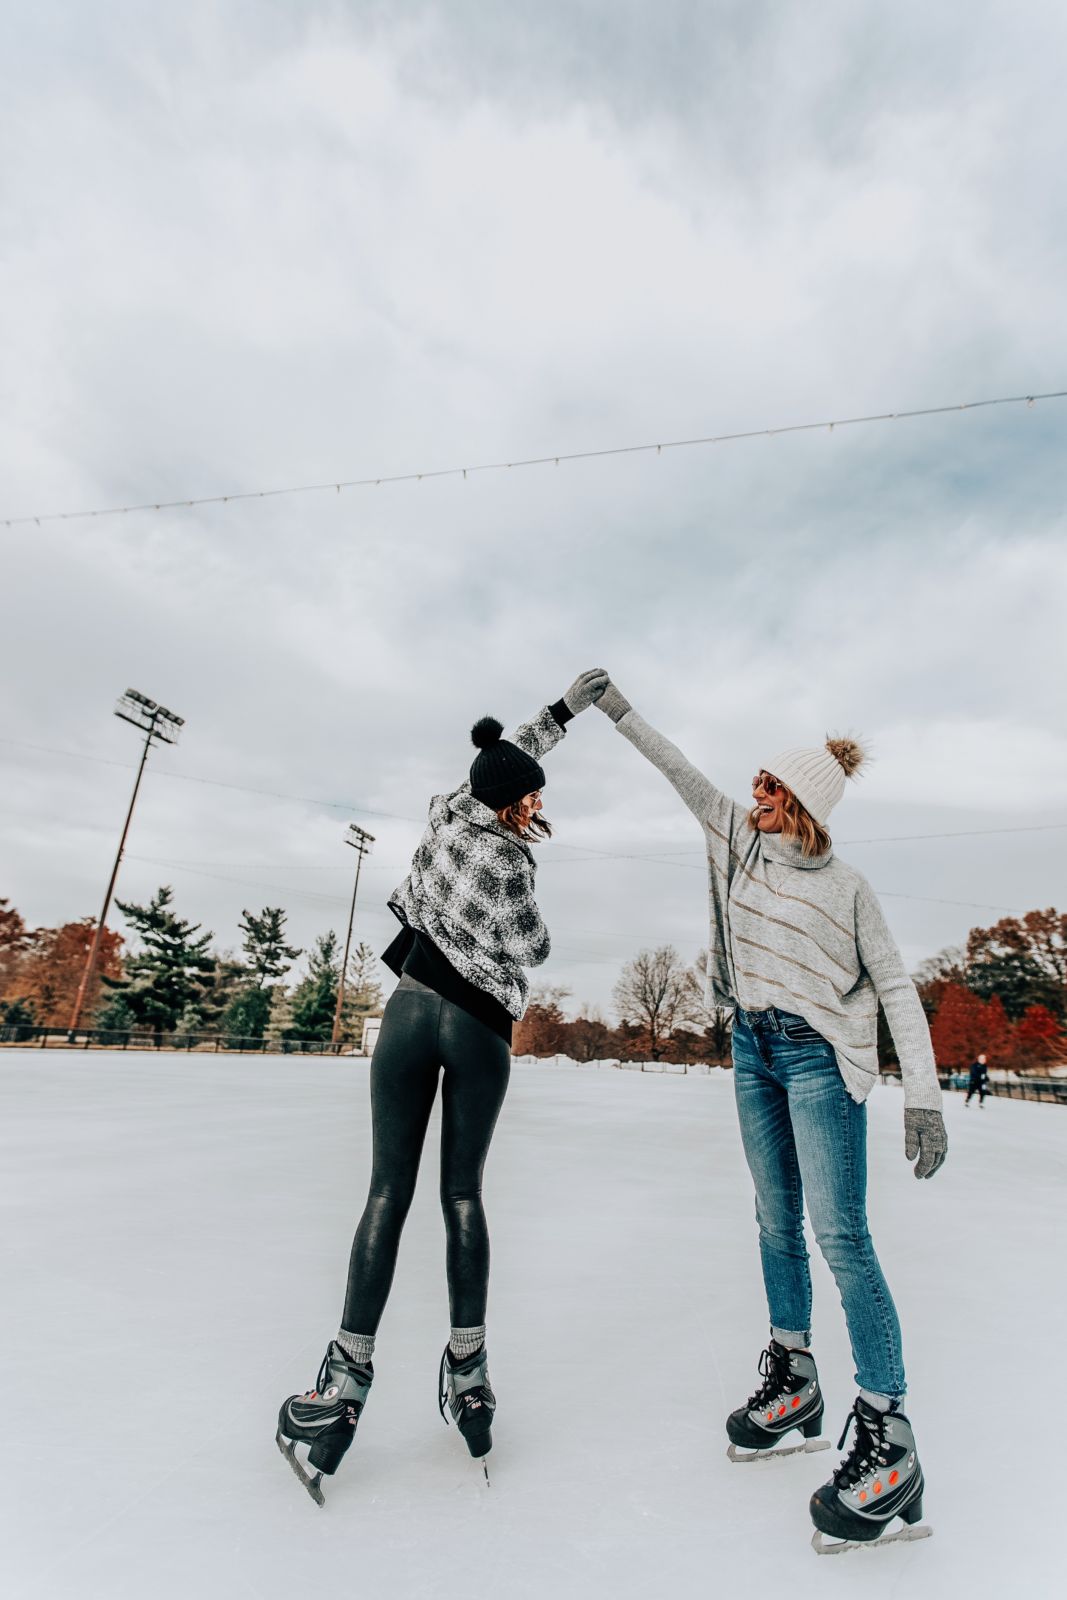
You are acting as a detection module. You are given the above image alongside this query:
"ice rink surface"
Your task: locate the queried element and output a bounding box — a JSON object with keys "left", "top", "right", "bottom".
{"left": 1, "top": 1049, "right": 1062, "bottom": 1599}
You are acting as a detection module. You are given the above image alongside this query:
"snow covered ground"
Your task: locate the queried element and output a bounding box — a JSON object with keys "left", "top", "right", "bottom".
{"left": 1, "top": 1050, "right": 1062, "bottom": 1599}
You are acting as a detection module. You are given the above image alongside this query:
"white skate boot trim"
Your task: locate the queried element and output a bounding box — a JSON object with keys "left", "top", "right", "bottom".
{"left": 811, "top": 1521, "right": 933, "bottom": 1555}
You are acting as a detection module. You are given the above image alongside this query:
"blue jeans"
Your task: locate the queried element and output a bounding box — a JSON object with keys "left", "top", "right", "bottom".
{"left": 732, "top": 1008, "right": 905, "bottom": 1404}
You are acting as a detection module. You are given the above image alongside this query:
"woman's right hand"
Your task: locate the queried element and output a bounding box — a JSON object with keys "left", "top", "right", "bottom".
{"left": 562, "top": 668, "right": 610, "bottom": 715}
{"left": 594, "top": 678, "right": 632, "bottom": 723}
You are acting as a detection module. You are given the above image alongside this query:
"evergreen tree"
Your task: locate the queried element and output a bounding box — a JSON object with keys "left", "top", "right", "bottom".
{"left": 341, "top": 942, "right": 384, "bottom": 1045}
{"left": 173, "top": 998, "right": 204, "bottom": 1047}
{"left": 238, "top": 907, "right": 301, "bottom": 986}
{"left": 198, "top": 955, "right": 246, "bottom": 1031}
{"left": 221, "top": 985, "right": 271, "bottom": 1044}
{"left": 290, "top": 931, "right": 341, "bottom": 1042}
{"left": 1, "top": 996, "right": 36, "bottom": 1038}
{"left": 94, "top": 989, "right": 136, "bottom": 1045}
{"left": 210, "top": 908, "right": 302, "bottom": 1045}
{"left": 106, "top": 887, "right": 215, "bottom": 1035}
{"left": 266, "top": 983, "right": 295, "bottom": 1049}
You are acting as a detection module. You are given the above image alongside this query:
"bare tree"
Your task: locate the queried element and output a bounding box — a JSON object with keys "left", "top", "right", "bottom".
{"left": 613, "top": 945, "right": 703, "bottom": 1060}
{"left": 691, "top": 948, "right": 733, "bottom": 1063}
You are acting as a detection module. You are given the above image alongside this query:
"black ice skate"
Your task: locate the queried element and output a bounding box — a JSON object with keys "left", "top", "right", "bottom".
{"left": 810, "top": 1398, "right": 932, "bottom": 1554}
{"left": 726, "top": 1340, "right": 830, "bottom": 1462}
{"left": 439, "top": 1343, "right": 495, "bottom": 1483}
{"left": 276, "top": 1341, "right": 373, "bottom": 1506}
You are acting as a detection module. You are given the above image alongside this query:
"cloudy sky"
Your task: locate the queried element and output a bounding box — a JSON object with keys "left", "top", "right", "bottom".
{"left": 2, "top": 0, "right": 1065, "bottom": 1013}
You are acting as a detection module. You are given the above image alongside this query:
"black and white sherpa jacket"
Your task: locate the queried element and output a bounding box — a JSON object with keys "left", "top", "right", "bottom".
{"left": 388, "top": 704, "right": 566, "bottom": 1020}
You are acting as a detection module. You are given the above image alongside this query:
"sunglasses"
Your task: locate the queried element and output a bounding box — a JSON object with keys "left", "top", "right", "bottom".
{"left": 751, "top": 771, "right": 784, "bottom": 797}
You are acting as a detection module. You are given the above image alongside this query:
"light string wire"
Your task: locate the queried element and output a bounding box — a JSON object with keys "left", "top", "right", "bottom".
{"left": 3, "top": 388, "right": 1065, "bottom": 528}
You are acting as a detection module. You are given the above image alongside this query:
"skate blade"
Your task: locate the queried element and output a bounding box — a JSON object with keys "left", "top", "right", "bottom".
{"left": 728, "top": 1437, "right": 831, "bottom": 1463}
{"left": 275, "top": 1430, "right": 326, "bottom": 1507}
{"left": 811, "top": 1522, "right": 933, "bottom": 1555}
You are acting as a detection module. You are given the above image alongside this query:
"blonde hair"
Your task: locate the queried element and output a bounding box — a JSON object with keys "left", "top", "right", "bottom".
{"left": 748, "top": 786, "right": 831, "bottom": 858}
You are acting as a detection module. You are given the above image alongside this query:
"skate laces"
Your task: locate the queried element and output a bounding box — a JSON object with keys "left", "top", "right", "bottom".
{"left": 302, "top": 1350, "right": 332, "bottom": 1401}
{"left": 747, "top": 1344, "right": 789, "bottom": 1409}
{"left": 832, "top": 1404, "right": 887, "bottom": 1490}
{"left": 438, "top": 1346, "right": 489, "bottom": 1423}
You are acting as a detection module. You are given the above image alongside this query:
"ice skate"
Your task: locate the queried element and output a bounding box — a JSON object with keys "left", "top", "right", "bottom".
{"left": 439, "top": 1343, "right": 495, "bottom": 1483}
{"left": 810, "top": 1398, "right": 932, "bottom": 1553}
{"left": 276, "top": 1340, "right": 373, "bottom": 1506}
{"left": 726, "top": 1340, "right": 829, "bottom": 1462}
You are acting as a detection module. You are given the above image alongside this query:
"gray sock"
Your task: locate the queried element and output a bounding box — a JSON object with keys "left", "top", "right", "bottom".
{"left": 449, "top": 1325, "right": 486, "bottom": 1360}
{"left": 858, "top": 1388, "right": 898, "bottom": 1413}
{"left": 337, "top": 1329, "right": 375, "bottom": 1365}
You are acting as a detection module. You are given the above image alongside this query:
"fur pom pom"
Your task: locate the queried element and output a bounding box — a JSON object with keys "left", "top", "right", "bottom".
{"left": 471, "top": 716, "right": 504, "bottom": 749}
{"left": 825, "top": 734, "right": 868, "bottom": 779}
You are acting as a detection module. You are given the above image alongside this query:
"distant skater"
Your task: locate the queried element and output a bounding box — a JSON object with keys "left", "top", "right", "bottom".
{"left": 592, "top": 675, "right": 946, "bottom": 1554}
{"left": 965, "top": 1052, "right": 990, "bottom": 1106}
{"left": 275, "top": 670, "right": 607, "bottom": 1503}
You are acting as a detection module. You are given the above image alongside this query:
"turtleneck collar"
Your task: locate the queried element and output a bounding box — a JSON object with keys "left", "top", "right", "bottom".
{"left": 758, "top": 831, "right": 834, "bottom": 871}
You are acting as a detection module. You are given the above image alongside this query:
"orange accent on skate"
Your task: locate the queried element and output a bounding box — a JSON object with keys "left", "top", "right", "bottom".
{"left": 791, "top": 1397, "right": 800, "bottom": 1408}
{"left": 889, "top": 1471, "right": 899, "bottom": 1485}
{"left": 766, "top": 1411, "right": 774, "bottom": 1421}
{"left": 859, "top": 1491, "right": 868, "bottom": 1502}
{"left": 873, "top": 1482, "right": 883, "bottom": 1494}
{"left": 777, "top": 1406, "right": 786, "bottom": 1416}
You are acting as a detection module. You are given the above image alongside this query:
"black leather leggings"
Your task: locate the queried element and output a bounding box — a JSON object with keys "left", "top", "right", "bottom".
{"left": 341, "top": 976, "right": 512, "bottom": 1333}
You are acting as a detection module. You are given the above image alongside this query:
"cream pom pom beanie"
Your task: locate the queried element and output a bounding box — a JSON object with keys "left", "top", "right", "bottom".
{"left": 763, "top": 735, "right": 868, "bottom": 826}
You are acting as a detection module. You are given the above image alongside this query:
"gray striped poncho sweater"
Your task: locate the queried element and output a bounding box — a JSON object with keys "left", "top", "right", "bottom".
{"left": 614, "top": 709, "right": 942, "bottom": 1111}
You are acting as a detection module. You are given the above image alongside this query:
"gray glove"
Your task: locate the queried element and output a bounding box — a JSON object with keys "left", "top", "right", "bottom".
{"left": 562, "top": 667, "right": 609, "bottom": 715}
{"left": 904, "top": 1108, "right": 947, "bottom": 1179}
{"left": 594, "top": 679, "right": 632, "bottom": 724}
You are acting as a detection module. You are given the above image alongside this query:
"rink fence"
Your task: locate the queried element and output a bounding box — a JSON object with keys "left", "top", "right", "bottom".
{"left": 3, "top": 1026, "right": 1065, "bottom": 1103}
{"left": 0, "top": 1024, "right": 365, "bottom": 1056}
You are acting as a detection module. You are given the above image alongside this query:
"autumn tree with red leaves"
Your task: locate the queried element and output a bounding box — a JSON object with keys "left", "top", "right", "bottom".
{"left": 18, "top": 919, "right": 124, "bottom": 1027}
{"left": 1010, "top": 1004, "right": 1065, "bottom": 1067}
{"left": 929, "top": 983, "right": 1011, "bottom": 1068}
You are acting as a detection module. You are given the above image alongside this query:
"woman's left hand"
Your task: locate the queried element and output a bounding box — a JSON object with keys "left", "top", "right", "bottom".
{"left": 563, "top": 668, "right": 610, "bottom": 714}
{"left": 904, "top": 1108, "right": 947, "bottom": 1179}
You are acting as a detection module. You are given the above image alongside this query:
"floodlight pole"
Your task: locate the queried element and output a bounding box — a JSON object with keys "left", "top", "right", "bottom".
{"left": 331, "top": 824, "right": 375, "bottom": 1049}
{"left": 68, "top": 694, "right": 184, "bottom": 1034}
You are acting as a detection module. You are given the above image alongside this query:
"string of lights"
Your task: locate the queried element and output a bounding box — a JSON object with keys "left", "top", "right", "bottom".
{"left": 4, "top": 388, "right": 1065, "bottom": 528}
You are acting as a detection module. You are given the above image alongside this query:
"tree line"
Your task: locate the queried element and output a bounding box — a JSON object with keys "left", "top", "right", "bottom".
{"left": 2, "top": 889, "right": 1063, "bottom": 1068}
{"left": 0, "top": 890, "right": 382, "bottom": 1046}
{"left": 516, "top": 909, "right": 1066, "bottom": 1071}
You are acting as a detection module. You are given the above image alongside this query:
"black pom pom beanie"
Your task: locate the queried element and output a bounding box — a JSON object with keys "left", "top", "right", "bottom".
{"left": 469, "top": 716, "right": 546, "bottom": 810}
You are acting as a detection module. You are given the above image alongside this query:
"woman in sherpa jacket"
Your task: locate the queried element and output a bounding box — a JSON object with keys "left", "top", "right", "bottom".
{"left": 275, "top": 669, "right": 607, "bottom": 1502}
{"left": 592, "top": 676, "right": 946, "bottom": 1553}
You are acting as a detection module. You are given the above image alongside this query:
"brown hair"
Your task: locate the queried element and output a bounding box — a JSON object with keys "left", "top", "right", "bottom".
{"left": 747, "top": 787, "right": 831, "bottom": 858}
{"left": 496, "top": 798, "right": 552, "bottom": 843}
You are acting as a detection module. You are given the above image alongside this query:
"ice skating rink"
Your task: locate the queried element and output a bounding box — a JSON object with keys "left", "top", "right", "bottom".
{"left": 0, "top": 1051, "right": 1060, "bottom": 1599}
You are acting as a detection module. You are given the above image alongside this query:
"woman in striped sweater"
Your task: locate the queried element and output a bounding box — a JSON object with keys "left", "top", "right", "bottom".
{"left": 593, "top": 678, "right": 946, "bottom": 1553}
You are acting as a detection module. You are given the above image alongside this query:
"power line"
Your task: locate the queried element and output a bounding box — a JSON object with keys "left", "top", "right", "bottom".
{"left": 6, "top": 736, "right": 1065, "bottom": 850}
{"left": 4, "top": 388, "right": 1064, "bottom": 528}
{"left": 1, "top": 735, "right": 421, "bottom": 823}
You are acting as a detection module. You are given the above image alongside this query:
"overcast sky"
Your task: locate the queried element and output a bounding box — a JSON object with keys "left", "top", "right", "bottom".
{"left": 2, "top": 0, "right": 1065, "bottom": 1013}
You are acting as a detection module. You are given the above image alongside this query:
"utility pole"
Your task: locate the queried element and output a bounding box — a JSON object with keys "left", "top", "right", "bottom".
{"left": 68, "top": 690, "right": 184, "bottom": 1034}
{"left": 331, "top": 823, "right": 375, "bottom": 1049}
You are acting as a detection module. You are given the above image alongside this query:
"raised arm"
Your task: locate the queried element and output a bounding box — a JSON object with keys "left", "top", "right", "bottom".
{"left": 509, "top": 668, "right": 610, "bottom": 762}
{"left": 595, "top": 680, "right": 746, "bottom": 841}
